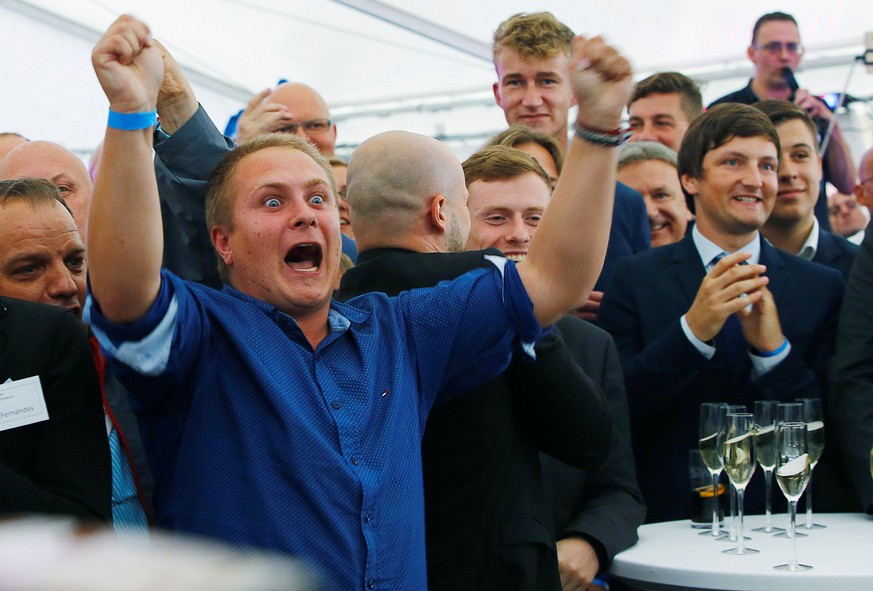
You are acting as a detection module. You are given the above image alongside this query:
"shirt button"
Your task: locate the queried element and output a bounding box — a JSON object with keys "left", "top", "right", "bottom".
{"left": 331, "top": 401, "right": 341, "bottom": 410}
{"left": 364, "top": 513, "right": 373, "bottom": 523}
{"left": 351, "top": 458, "right": 359, "bottom": 466}
{"left": 367, "top": 580, "right": 375, "bottom": 589}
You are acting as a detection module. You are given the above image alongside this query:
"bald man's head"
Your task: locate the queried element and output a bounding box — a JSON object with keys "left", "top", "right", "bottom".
{"left": 0, "top": 141, "right": 93, "bottom": 242}
{"left": 347, "top": 131, "right": 470, "bottom": 253}
{"left": 0, "top": 133, "right": 27, "bottom": 160}
{"left": 268, "top": 82, "right": 337, "bottom": 155}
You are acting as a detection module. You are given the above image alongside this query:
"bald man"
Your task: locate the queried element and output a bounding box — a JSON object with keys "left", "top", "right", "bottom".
{"left": 234, "top": 83, "right": 337, "bottom": 154}
{"left": 0, "top": 133, "right": 27, "bottom": 160}
{"left": 337, "top": 132, "right": 612, "bottom": 591}
{"left": 0, "top": 141, "right": 93, "bottom": 242}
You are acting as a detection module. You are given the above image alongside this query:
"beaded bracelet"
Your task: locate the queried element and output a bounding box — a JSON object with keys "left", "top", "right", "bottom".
{"left": 574, "top": 121, "right": 630, "bottom": 147}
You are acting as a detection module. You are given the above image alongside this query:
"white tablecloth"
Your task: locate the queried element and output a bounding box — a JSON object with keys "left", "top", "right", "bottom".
{"left": 610, "top": 512, "right": 873, "bottom": 591}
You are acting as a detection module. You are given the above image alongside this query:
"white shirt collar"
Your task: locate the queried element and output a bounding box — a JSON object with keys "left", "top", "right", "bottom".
{"left": 692, "top": 224, "right": 761, "bottom": 269}
{"left": 797, "top": 217, "right": 820, "bottom": 261}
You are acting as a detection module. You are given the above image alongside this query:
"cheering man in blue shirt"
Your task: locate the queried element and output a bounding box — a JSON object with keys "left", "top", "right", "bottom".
{"left": 88, "top": 15, "right": 632, "bottom": 591}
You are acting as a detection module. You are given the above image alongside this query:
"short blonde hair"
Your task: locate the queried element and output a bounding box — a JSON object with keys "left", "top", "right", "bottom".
{"left": 206, "top": 134, "right": 337, "bottom": 281}
{"left": 462, "top": 145, "right": 551, "bottom": 191}
{"left": 493, "top": 12, "right": 574, "bottom": 61}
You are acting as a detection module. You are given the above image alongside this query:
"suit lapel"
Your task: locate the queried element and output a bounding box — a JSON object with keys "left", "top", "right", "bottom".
{"left": 814, "top": 230, "right": 836, "bottom": 266}
{"left": 671, "top": 234, "right": 706, "bottom": 306}
{"left": 760, "top": 237, "right": 788, "bottom": 304}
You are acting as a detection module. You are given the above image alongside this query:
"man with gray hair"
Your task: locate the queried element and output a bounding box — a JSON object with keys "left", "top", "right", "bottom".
{"left": 617, "top": 141, "right": 692, "bottom": 247}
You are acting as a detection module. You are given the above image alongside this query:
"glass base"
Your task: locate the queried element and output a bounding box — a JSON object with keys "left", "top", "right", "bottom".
{"left": 698, "top": 528, "right": 727, "bottom": 538}
{"left": 752, "top": 525, "right": 785, "bottom": 533}
{"left": 723, "top": 546, "right": 759, "bottom": 555}
{"left": 773, "top": 530, "right": 808, "bottom": 538}
{"left": 716, "top": 534, "right": 751, "bottom": 542}
{"left": 801, "top": 522, "right": 826, "bottom": 530}
{"left": 774, "top": 562, "right": 813, "bottom": 571}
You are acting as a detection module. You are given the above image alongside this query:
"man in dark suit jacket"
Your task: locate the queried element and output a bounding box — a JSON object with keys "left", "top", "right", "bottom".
{"left": 458, "top": 145, "right": 643, "bottom": 590}
{"left": 337, "top": 135, "right": 617, "bottom": 591}
{"left": 0, "top": 296, "right": 111, "bottom": 520}
{"left": 598, "top": 104, "right": 844, "bottom": 523}
{"left": 754, "top": 100, "right": 858, "bottom": 281}
{"left": 830, "top": 227, "right": 873, "bottom": 514}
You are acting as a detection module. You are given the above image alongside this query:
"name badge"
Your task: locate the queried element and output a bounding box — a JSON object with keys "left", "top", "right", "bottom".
{"left": 0, "top": 376, "right": 49, "bottom": 432}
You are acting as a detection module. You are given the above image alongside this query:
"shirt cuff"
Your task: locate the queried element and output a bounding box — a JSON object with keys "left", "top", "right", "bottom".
{"left": 680, "top": 314, "right": 715, "bottom": 359}
{"left": 749, "top": 339, "right": 791, "bottom": 379}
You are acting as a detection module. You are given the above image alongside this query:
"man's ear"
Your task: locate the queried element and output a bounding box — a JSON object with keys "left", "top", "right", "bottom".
{"left": 211, "top": 225, "right": 234, "bottom": 267}
{"left": 429, "top": 194, "right": 448, "bottom": 233}
{"left": 854, "top": 184, "right": 870, "bottom": 208}
{"left": 747, "top": 44, "right": 757, "bottom": 64}
{"left": 680, "top": 173, "right": 699, "bottom": 198}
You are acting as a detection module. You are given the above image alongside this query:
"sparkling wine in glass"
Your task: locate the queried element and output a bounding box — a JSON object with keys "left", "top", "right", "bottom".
{"left": 774, "top": 422, "right": 813, "bottom": 571}
{"left": 798, "top": 398, "right": 826, "bottom": 530}
{"left": 721, "top": 413, "right": 758, "bottom": 555}
{"left": 752, "top": 400, "right": 783, "bottom": 533}
{"left": 699, "top": 402, "right": 728, "bottom": 537}
{"left": 774, "top": 402, "right": 807, "bottom": 538}
{"left": 721, "top": 404, "right": 747, "bottom": 543}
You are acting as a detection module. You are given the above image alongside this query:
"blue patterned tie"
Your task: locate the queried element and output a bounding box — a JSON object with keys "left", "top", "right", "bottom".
{"left": 108, "top": 423, "right": 149, "bottom": 536}
{"left": 710, "top": 253, "right": 748, "bottom": 376}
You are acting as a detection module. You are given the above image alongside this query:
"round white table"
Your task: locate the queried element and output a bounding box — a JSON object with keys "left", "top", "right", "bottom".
{"left": 610, "top": 512, "right": 873, "bottom": 591}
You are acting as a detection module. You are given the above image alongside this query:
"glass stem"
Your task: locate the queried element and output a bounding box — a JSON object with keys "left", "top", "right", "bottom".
{"left": 736, "top": 487, "right": 746, "bottom": 554}
{"left": 729, "top": 484, "right": 737, "bottom": 541}
{"left": 711, "top": 472, "right": 720, "bottom": 536}
{"left": 804, "top": 471, "right": 814, "bottom": 528}
{"left": 789, "top": 500, "right": 798, "bottom": 571}
{"left": 763, "top": 469, "right": 773, "bottom": 532}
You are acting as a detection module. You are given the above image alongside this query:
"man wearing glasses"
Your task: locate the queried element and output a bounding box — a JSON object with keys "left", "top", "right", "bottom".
{"left": 709, "top": 11, "right": 856, "bottom": 230}
{"left": 233, "top": 82, "right": 337, "bottom": 154}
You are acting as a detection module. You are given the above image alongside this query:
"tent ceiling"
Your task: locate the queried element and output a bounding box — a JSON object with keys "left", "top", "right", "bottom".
{"left": 3, "top": 0, "right": 873, "bottom": 156}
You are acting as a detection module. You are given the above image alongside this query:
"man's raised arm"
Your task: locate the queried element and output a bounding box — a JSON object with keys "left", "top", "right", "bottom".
{"left": 518, "top": 37, "right": 632, "bottom": 327}
{"left": 89, "top": 15, "right": 165, "bottom": 323}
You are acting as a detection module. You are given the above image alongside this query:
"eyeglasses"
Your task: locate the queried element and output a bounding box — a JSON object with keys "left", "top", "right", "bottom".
{"left": 753, "top": 41, "right": 804, "bottom": 56}
{"left": 276, "top": 118, "right": 333, "bottom": 135}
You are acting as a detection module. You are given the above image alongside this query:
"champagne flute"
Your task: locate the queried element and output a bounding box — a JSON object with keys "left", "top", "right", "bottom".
{"left": 774, "top": 422, "right": 813, "bottom": 571}
{"left": 752, "top": 400, "right": 783, "bottom": 533}
{"left": 721, "top": 413, "right": 758, "bottom": 555}
{"left": 774, "top": 402, "right": 807, "bottom": 538}
{"left": 798, "top": 398, "right": 826, "bottom": 530}
{"left": 698, "top": 402, "right": 728, "bottom": 537}
{"left": 721, "top": 404, "right": 747, "bottom": 543}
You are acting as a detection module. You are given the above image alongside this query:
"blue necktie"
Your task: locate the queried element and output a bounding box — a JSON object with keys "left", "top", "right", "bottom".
{"left": 710, "top": 253, "right": 748, "bottom": 375}
{"left": 108, "top": 424, "right": 149, "bottom": 536}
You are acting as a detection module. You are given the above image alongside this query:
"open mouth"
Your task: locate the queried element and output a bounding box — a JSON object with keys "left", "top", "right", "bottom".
{"left": 284, "top": 243, "right": 323, "bottom": 273}
{"left": 650, "top": 222, "right": 668, "bottom": 232}
{"left": 505, "top": 253, "right": 526, "bottom": 262}
{"left": 733, "top": 195, "right": 761, "bottom": 204}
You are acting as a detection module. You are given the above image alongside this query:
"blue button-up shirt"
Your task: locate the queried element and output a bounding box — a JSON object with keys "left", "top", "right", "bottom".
{"left": 89, "top": 258, "right": 540, "bottom": 590}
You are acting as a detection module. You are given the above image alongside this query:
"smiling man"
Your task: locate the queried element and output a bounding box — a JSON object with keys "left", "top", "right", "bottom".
{"left": 463, "top": 146, "right": 644, "bottom": 591}
{"left": 756, "top": 100, "right": 858, "bottom": 280}
{"left": 492, "top": 13, "right": 575, "bottom": 151}
{"left": 709, "top": 11, "right": 856, "bottom": 228}
{"left": 598, "top": 103, "right": 844, "bottom": 523}
{"left": 627, "top": 72, "right": 702, "bottom": 153}
{"left": 88, "top": 15, "right": 631, "bottom": 590}
{"left": 617, "top": 141, "right": 693, "bottom": 247}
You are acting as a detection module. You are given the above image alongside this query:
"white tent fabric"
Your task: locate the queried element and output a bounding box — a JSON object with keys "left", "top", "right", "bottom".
{"left": 2, "top": 0, "right": 873, "bottom": 160}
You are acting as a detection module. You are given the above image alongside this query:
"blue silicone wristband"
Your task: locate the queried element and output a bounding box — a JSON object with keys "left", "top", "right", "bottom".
{"left": 755, "top": 338, "right": 789, "bottom": 358}
{"left": 108, "top": 109, "right": 157, "bottom": 130}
